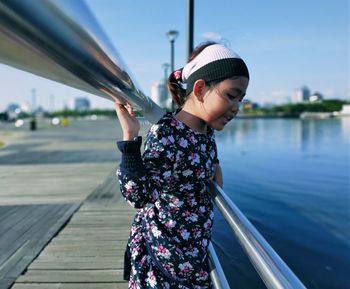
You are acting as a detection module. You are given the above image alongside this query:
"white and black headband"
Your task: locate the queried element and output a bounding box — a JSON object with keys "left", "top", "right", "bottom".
{"left": 174, "top": 44, "right": 249, "bottom": 96}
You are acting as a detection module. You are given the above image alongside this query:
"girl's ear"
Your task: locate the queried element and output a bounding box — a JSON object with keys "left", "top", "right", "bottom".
{"left": 192, "top": 79, "right": 207, "bottom": 102}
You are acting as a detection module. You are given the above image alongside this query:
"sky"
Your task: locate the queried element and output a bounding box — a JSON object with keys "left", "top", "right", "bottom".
{"left": 0, "top": 0, "right": 348, "bottom": 111}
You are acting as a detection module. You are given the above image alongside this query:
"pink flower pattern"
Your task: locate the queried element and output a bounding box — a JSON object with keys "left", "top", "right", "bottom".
{"left": 117, "top": 113, "right": 219, "bottom": 288}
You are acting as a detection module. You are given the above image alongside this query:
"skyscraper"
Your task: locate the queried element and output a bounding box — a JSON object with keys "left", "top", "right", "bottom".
{"left": 293, "top": 86, "right": 311, "bottom": 103}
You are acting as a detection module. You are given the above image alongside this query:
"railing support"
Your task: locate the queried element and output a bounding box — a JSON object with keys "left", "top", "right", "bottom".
{"left": 208, "top": 243, "right": 231, "bottom": 289}
{"left": 208, "top": 182, "right": 307, "bottom": 289}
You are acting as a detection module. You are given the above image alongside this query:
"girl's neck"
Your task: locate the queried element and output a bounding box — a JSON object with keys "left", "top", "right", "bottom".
{"left": 175, "top": 108, "right": 207, "bottom": 135}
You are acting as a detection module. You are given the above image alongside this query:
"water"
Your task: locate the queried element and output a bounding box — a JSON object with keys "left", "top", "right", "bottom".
{"left": 212, "top": 117, "right": 350, "bottom": 289}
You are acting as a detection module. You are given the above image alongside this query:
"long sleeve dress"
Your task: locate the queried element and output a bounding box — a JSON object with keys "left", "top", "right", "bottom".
{"left": 116, "top": 112, "right": 219, "bottom": 289}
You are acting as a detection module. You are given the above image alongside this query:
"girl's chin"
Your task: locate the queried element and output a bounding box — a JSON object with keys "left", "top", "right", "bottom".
{"left": 209, "top": 122, "right": 226, "bottom": 131}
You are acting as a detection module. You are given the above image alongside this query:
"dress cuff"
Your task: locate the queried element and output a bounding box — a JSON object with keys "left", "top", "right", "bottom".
{"left": 117, "top": 136, "right": 143, "bottom": 169}
{"left": 117, "top": 136, "right": 142, "bottom": 153}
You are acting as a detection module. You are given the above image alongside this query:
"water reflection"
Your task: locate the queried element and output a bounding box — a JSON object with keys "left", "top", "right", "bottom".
{"left": 216, "top": 117, "right": 348, "bottom": 154}
{"left": 214, "top": 117, "right": 350, "bottom": 289}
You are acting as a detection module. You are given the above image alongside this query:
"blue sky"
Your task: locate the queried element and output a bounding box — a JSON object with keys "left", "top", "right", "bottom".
{"left": 0, "top": 0, "right": 348, "bottom": 111}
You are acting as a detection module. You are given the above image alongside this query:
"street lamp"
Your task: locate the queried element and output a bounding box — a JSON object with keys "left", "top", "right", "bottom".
{"left": 166, "top": 30, "right": 179, "bottom": 111}
{"left": 166, "top": 30, "right": 179, "bottom": 73}
{"left": 162, "top": 63, "right": 170, "bottom": 108}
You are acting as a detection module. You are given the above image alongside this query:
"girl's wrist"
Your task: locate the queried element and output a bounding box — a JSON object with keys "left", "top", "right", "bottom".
{"left": 123, "top": 132, "right": 139, "bottom": 141}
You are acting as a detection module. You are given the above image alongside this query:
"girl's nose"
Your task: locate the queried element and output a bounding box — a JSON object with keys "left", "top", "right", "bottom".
{"left": 231, "top": 101, "right": 240, "bottom": 114}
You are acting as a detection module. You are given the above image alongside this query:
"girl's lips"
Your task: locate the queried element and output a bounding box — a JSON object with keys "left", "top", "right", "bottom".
{"left": 223, "top": 116, "right": 233, "bottom": 124}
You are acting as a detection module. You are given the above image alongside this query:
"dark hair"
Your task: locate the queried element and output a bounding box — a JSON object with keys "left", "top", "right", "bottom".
{"left": 167, "top": 41, "right": 217, "bottom": 108}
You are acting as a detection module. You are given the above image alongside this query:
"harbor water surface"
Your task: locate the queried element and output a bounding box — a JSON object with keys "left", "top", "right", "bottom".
{"left": 212, "top": 117, "right": 350, "bottom": 289}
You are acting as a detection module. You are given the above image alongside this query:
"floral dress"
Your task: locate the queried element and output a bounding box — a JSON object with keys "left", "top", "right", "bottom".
{"left": 116, "top": 112, "right": 219, "bottom": 289}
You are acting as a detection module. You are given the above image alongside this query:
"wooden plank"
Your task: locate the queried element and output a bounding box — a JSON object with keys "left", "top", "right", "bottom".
{"left": 58, "top": 231, "right": 130, "bottom": 238}
{"left": 38, "top": 250, "right": 124, "bottom": 258}
{"left": 53, "top": 232, "right": 130, "bottom": 241}
{"left": 48, "top": 240, "right": 127, "bottom": 247}
{"left": 85, "top": 170, "right": 122, "bottom": 203}
{"left": 0, "top": 277, "right": 15, "bottom": 289}
{"left": 0, "top": 205, "right": 20, "bottom": 227}
{"left": 12, "top": 283, "right": 128, "bottom": 289}
{"left": 0, "top": 205, "right": 60, "bottom": 266}
{"left": 70, "top": 210, "right": 134, "bottom": 215}
{"left": 70, "top": 214, "right": 135, "bottom": 220}
{"left": 0, "top": 205, "right": 63, "bottom": 265}
{"left": 70, "top": 214, "right": 135, "bottom": 219}
{"left": 16, "top": 269, "right": 125, "bottom": 283}
{"left": 29, "top": 259, "right": 124, "bottom": 270}
{"left": 0, "top": 203, "right": 79, "bottom": 289}
{"left": 12, "top": 284, "right": 60, "bottom": 289}
{"left": 0, "top": 206, "right": 60, "bottom": 276}
{"left": 67, "top": 219, "right": 134, "bottom": 225}
{"left": 33, "top": 256, "right": 122, "bottom": 263}
{"left": 44, "top": 245, "right": 127, "bottom": 252}
{"left": 79, "top": 205, "right": 132, "bottom": 211}
{"left": 0, "top": 205, "right": 39, "bottom": 236}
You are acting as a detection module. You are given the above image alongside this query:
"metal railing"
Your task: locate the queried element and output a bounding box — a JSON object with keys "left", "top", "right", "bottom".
{"left": 208, "top": 243, "right": 231, "bottom": 289}
{"left": 207, "top": 182, "right": 307, "bottom": 289}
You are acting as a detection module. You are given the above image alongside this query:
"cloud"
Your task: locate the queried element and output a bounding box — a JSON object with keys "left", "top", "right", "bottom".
{"left": 323, "top": 89, "right": 335, "bottom": 97}
{"left": 270, "top": 90, "right": 291, "bottom": 98}
{"left": 251, "top": 90, "right": 290, "bottom": 105}
{"left": 201, "top": 32, "right": 223, "bottom": 42}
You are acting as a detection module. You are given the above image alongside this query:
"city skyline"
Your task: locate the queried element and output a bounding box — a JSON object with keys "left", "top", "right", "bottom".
{"left": 0, "top": 0, "right": 348, "bottom": 111}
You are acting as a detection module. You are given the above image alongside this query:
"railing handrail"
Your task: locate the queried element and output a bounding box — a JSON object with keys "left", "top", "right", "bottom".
{"left": 208, "top": 243, "right": 231, "bottom": 289}
{"left": 208, "top": 181, "right": 307, "bottom": 289}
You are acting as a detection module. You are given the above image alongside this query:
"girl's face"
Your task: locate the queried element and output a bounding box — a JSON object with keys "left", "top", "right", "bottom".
{"left": 200, "top": 77, "right": 249, "bottom": 130}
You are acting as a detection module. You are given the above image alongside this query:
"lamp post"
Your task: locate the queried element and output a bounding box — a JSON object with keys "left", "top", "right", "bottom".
{"left": 162, "top": 63, "right": 170, "bottom": 108}
{"left": 166, "top": 30, "right": 179, "bottom": 111}
{"left": 187, "top": 0, "right": 194, "bottom": 59}
{"left": 30, "top": 88, "right": 37, "bottom": 131}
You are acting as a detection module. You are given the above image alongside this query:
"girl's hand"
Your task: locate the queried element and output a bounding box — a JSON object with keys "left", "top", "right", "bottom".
{"left": 214, "top": 164, "right": 223, "bottom": 188}
{"left": 114, "top": 102, "right": 140, "bottom": 140}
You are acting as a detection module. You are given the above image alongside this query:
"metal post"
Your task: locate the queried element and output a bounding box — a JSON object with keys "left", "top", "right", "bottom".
{"left": 166, "top": 30, "right": 178, "bottom": 112}
{"left": 170, "top": 40, "right": 175, "bottom": 73}
{"left": 30, "top": 88, "right": 37, "bottom": 131}
{"left": 187, "top": 0, "right": 194, "bottom": 60}
{"left": 162, "top": 63, "right": 169, "bottom": 108}
{"left": 31, "top": 88, "right": 36, "bottom": 113}
{"left": 170, "top": 39, "right": 175, "bottom": 111}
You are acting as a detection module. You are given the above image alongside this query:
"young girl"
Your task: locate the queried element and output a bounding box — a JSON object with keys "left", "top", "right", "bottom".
{"left": 115, "top": 43, "right": 249, "bottom": 289}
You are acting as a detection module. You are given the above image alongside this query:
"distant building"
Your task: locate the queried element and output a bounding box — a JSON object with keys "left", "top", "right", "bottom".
{"left": 7, "top": 103, "right": 19, "bottom": 112}
{"left": 151, "top": 81, "right": 168, "bottom": 108}
{"left": 151, "top": 81, "right": 162, "bottom": 106}
{"left": 6, "top": 103, "right": 21, "bottom": 113}
{"left": 242, "top": 99, "right": 259, "bottom": 110}
{"left": 293, "top": 86, "right": 311, "bottom": 103}
{"left": 20, "top": 102, "right": 31, "bottom": 113}
{"left": 340, "top": 104, "right": 350, "bottom": 116}
{"left": 6, "top": 103, "right": 21, "bottom": 120}
{"left": 68, "top": 97, "right": 90, "bottom": 111}
{"left": 309, "top": 92, "right": 323, "bottom": 102}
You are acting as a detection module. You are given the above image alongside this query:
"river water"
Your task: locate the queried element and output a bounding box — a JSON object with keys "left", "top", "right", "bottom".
{"left": 212, "top": 117, "right": 350, "bottom": 289}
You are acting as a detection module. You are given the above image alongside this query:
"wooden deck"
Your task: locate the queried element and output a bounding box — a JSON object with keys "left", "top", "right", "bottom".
{"left": 10, "top": 170, "right": 135, "bottom": 289}
{"left": 0, "top": 203, "right": 80, "bottom": 289}
{"left": 0, "top": 119, "right": 137, "bottom": 289}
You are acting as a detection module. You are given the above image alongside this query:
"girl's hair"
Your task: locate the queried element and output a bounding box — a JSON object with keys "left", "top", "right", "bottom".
{"left": 167, "top": 41, "right": 217, "bottom": 108}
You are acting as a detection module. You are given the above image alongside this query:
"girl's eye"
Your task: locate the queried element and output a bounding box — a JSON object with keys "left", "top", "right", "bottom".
{"left": 227, "top": 93, "right": 245, "bottom": 102}
{"left": 227, "top": 94, "right": 239, "bottom": 101}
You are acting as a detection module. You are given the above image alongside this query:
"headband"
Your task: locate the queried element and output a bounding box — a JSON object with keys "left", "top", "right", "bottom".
{"left": 180, "top": 44, "right": 249, "bottom": 96}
